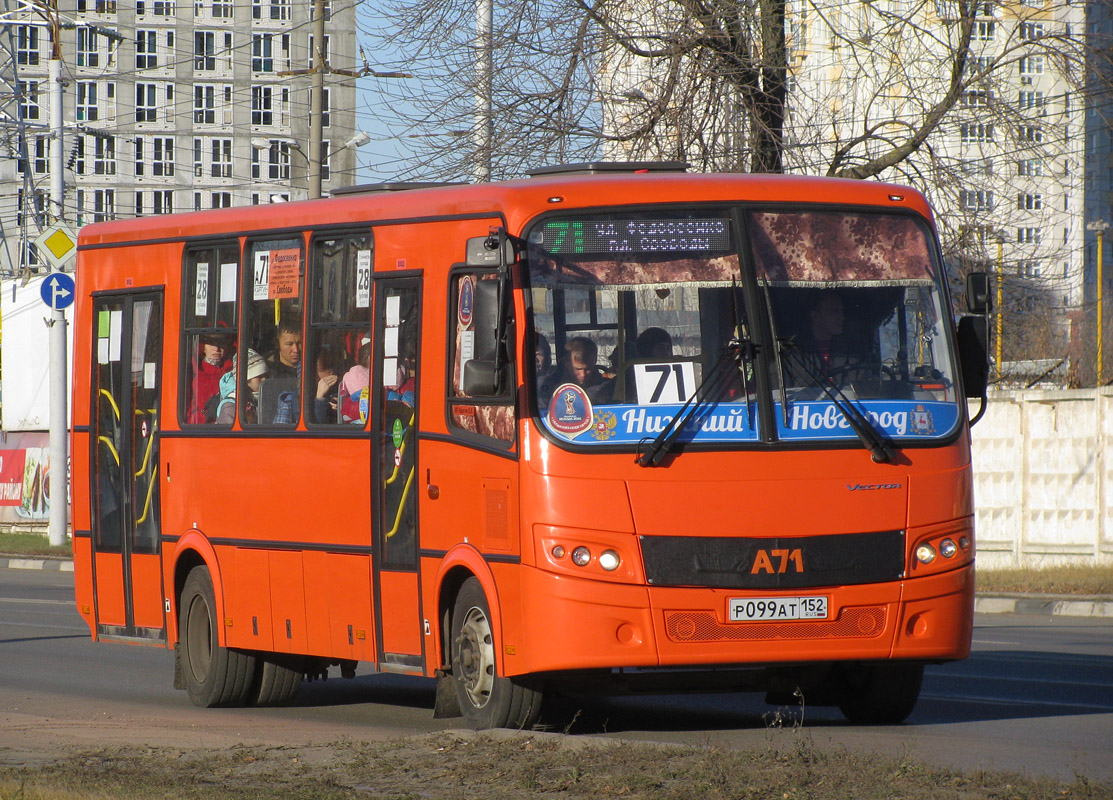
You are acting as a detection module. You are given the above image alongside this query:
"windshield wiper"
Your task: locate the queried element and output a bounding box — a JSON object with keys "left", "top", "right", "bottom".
{"left": 760, "top": 280, "right": 791, "bottom": 427}
{"left": 635, "top": 339, "right": 746, "bottom": 468}
{"left": 731, "top": 279, "right": 755, "bottom": 424}
{"left": 778, "top": 341, "right": 896, "bottom": 464}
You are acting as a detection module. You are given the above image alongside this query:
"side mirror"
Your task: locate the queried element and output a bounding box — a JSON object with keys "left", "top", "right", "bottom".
{"left": 462, "top": 359, "right": 506, "bottom": 397}
{"left": 965, "top": 272, "right": 990, "bottom": 315}
{"left": 957, "top": 315, "right": 989, "bottom": 399}
{"left": 471, "top": 280, "right": 500, "bottom": 360}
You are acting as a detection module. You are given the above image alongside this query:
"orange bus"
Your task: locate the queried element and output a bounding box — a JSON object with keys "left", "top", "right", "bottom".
{"left": 71, "top": 164, "right": 988, "bottom": 729}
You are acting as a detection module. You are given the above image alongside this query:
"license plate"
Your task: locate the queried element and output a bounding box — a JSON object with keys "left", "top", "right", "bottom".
{"left": 728, "top": 596, "right": 829, "bottom": 622}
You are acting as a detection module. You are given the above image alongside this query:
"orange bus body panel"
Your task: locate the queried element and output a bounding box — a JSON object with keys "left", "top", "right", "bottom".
{"left": 378, "top": 571, "right": 422, "bottom": 657}
{"left": 92, "top": 553, "right": 126, "bottom": 627}
{"left": 130, "top": 554, "right": 166, "bottom": 630}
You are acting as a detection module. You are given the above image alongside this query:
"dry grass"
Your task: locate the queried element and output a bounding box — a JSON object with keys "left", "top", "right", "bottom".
{"left": 1, "top": 733, "right": 1110, "bottom": 800}
{"left": 0, "top": 532, "right": 70, "bottom": 559}
{"left": 976, "top": 564, "right": 1113, "bottom": 596}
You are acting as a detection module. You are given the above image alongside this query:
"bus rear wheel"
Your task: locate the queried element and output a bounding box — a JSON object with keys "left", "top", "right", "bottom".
{"left": 179, "top": 566, "right": 256, "bottom": 708}
{"left": 249, "top": 653, "right": 305, "bottom": 706}
{"left": 837, "top": 662, "right": 924, "bottom": 724}
{"left": 450, "top": 577, "right": 542, "bottom": 730}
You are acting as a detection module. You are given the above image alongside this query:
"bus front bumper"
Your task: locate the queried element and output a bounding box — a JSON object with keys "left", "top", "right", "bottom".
{"left": 513, "top": 563, "right": 974, "bottom": 676}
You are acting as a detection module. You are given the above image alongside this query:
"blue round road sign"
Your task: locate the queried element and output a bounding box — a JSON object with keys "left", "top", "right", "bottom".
{"left": 41, "top": 272, "right": 76, "bottom": 311}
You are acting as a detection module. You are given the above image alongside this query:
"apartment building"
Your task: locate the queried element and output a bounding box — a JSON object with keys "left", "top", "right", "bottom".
{"left": 2, "top": 0, "right": 359, "bottom": 273}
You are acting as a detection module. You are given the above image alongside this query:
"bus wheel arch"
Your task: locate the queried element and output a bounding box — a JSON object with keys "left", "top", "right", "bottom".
{"left": 447, "top": 576, "right": 542, "bottom": 730}
{"left": 171, "top": 531, "right": 226, "bottom": 644}
{"left": 433, "top": 546, "right": 501, "bottom": 672}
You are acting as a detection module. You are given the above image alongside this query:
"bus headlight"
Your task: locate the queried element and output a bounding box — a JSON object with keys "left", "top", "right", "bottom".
{"left": 939, "top": 538, "right": 957, "bottom": 559}
{"left": 598, "top": 550, "right": 621, "bottom": 572}
{"left": 915, "top": 544, "right": 937, "bottom": 564}
{"left": 536, "top": 525, "right": 642, "bottom": 583}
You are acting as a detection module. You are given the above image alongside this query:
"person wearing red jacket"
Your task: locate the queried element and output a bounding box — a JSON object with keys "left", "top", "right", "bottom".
{"left": 186, "top": 332, "right": 234, "bottom": 423}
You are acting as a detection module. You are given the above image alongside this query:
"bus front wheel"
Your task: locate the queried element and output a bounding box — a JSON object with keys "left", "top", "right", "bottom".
{"left": 179, "top": 566, "right": 256, "bottom": 708}
{"left": 450, "top": 577, "right": 542, "bottom": 730}
{"left": 837, "top": 661, "right": 924, "bottom": 724}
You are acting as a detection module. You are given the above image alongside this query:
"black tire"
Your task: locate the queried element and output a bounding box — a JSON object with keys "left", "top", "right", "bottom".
{"left": 450, "top": 577, "right": 542, "bottom": 730}
{"left": 249, "top": 653, "right": 305, "bottom": 707}
{"left": 179, "top": 566, "right": 256, "bottom": 708}
{"left": 837, "top": 662, "right": 924, "bottom": 724}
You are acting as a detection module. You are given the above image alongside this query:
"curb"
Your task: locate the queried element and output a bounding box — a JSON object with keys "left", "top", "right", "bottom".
{"left": 2, "top": 558, "right": 1110, "bottom": 617}
{"left": 0, "top": 557, "right": 74, "bottom": 572}
{"left": 974, "top": 594, "right": 1113, "bottom": 619}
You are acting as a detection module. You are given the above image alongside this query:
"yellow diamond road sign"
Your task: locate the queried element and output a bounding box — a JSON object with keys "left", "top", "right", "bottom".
{"left": 33, "top": 222, "right": 78, "bottom": 270}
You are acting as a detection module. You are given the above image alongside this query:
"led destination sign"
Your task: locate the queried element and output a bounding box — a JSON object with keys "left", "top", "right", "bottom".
{"left": 534, "top": 217, "right": 731, "bottom": 255}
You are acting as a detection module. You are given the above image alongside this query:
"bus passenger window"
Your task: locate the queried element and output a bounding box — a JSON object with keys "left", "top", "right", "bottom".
{"left": 307, "top": 233, "right": 373, "bottom": 425}
{"left": 244, "top": 237, "right": 304, "bottom": 426}
{"left": 181, "top": 244, "right": 238, "bottom": 425}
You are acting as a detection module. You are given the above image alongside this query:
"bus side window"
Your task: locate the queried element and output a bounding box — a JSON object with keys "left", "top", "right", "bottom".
{"left": 447, "top": 270, "right": 515, "bottom": 443}
{"left": 307, "top": 233, "right": 372, "bottom": 425}
{"left": 244, "top": 237, "right": 304, "bottom": 427}
{"left": 181, "top": 244, "right": 239, "bottom": 426}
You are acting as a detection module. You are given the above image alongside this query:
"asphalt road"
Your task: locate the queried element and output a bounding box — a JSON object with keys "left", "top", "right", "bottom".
{"left": 1, "top": 567, "right": 1111, "bottom": 781}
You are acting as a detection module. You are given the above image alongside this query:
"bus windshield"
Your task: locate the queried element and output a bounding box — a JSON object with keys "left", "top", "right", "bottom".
{"left": 526, "top": 207, "right": 961, "bottom": 449}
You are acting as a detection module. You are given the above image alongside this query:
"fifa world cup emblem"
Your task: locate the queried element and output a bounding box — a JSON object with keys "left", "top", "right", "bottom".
{"left": 563, "top": 390, "right": 576, "bottom": 416}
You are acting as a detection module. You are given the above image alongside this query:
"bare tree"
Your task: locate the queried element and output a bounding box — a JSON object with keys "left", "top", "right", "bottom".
{"left": 360, "top": 0, "right": 1109, "bottom": 384}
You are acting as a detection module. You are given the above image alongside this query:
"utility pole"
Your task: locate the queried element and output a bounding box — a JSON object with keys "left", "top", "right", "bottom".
{"left": 1088, "top": 219, "right": 1109, "bottom": 386}
{"left": 278, "top": 12, "right": 407, "bottom": 199}
{"left": 46, "top": 2, "right": 62, "bottom": 224}
{"left": 473, "top": 0, "right": 493, "bottom": 183}
{"left": 308, "top": 0, "right": 325, "bottom": 199}
{"left": 46, "top": 0, "right": 68, "bottom": 547}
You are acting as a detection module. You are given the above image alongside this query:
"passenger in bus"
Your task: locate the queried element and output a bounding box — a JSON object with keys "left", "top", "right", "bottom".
{"left": 793, "top": 291, "right": 860, "bottom": 385}
{"left": 267, "top": 318, "right": 303, "bottom": 380}
{"left": 636, "top": 327, "right": 674, "bottom": 360}
{"left": 535, "top": 333, "right": 552, "bottom": 374}
{"left": 312, "top": 348, "right": 343, "bottom": 424}
{"left": 215, "top": 349, "right": 267, "bottom": 425}
{"left": 539, "top": 336, "right": 608, "bottom": 405}
{"left": 387, "top": 356, "right": 417, "bottom": 406}
{"left": 188, "top": 332, "right": 234, "bottom": 424}
{"left": 340, "top": 340, "right": 372, "bottom": 422}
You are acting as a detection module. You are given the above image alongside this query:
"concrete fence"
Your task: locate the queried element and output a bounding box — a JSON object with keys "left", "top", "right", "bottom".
{"left": 971, "top": 387, "right": 1113, "bottom": 569}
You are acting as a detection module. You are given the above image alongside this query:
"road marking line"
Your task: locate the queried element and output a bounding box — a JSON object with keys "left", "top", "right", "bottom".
{"left": 0, "top": 597, "right": 73, "bottom": 606}
{"left": 921, "top": 692, "right": 1113, "bottom": 713}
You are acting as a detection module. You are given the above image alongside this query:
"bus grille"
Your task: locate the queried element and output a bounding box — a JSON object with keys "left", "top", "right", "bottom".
{"left": 641, "top": 531, "right": 905, "bottom": 589}
{"left": 663, "top": 606, "right": 886, "bottom": 642}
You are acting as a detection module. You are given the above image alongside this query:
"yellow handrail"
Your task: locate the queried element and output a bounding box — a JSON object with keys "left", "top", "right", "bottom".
{"left": 99, "top": 389, "right": 121, "bottom": 420}
{"left": 97, "top": 436, "right": 120, "bottom": 466}
{"left": 134, "top": 419, "right": 158, "bottom": 478}
{"left": 135, "top": 464, "right": 158, "bottom": 525}
{"left": 384, "top": 467, "right": 414, "bottom": 540}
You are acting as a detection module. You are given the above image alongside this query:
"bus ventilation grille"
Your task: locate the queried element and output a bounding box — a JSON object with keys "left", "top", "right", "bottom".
{"left": 663, "top": 607, "right": 886, "bottom": 643}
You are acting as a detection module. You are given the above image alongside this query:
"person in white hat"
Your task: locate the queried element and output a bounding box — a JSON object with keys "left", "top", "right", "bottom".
{"left": 215, "top": 349, "right": 268, "bottom": 424}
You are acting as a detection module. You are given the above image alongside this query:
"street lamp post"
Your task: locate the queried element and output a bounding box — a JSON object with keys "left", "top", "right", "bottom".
{"left": 1088, "top": 219, "right": 1109, "bottom": 386}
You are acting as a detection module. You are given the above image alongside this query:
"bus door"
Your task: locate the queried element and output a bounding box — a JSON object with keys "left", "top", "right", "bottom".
{"left": 89, "top": 292, "right": 166, "bottom": 643}
{"left": 370, "top": 278, "right": 424, "bottom": 672}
